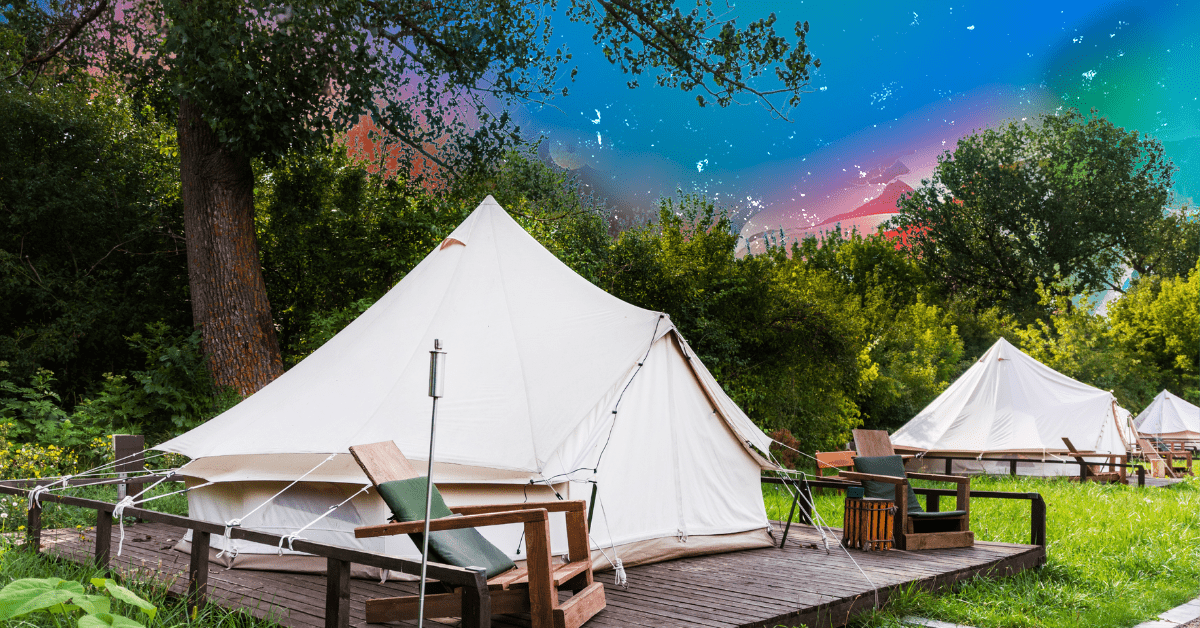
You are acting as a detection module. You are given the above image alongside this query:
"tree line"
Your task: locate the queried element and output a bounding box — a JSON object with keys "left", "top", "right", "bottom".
{"left": 1, "top": 6, "right": 1196, "bottom": 458}
{"left": 2, "top": 70, "right": 1196, "bottom": 456}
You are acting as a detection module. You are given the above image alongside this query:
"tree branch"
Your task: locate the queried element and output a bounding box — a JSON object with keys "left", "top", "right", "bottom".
{"left": 4, "top": 0, "right": 110, "bottom": 82}
{"left": 594, "top": 0, "right": 797, "bottom": 120}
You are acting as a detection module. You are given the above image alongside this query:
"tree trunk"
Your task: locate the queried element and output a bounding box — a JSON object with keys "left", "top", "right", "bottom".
{"left": 178, "top": 97, "right": 284, "bottom": 396}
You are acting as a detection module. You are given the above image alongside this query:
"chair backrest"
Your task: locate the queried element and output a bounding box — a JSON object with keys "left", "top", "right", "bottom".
{"left": 853, "top": 429, "right": 896, "bottom": 458}
{"left": 349, "top": 440, "right": 421, "bottom": 486}
{"left": 852, "top": 454, "right": 923, "bottom": 513}
{"left": 815, "top": 450, "right": 856, "bottom": 471}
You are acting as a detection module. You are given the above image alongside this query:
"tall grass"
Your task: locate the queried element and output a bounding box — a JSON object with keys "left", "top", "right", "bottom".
{"left": 764, "top": 466, "right": 1200, "bottom": 628}
{"left": 0, "top": 538, "right": 280, "bottom": 627}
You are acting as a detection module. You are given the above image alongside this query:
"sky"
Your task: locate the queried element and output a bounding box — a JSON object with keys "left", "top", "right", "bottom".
{"left": 506, "top": 1, "right": 1199, "bottom": 252}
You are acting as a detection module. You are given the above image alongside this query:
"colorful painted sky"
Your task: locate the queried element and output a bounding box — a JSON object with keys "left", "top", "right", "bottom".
{"left": 508, "top": 1, "right": 1198, "bottom": 252}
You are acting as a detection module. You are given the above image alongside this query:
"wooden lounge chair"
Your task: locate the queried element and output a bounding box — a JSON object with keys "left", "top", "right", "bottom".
{"left": 1061, "top": 438, "right": 1126, "bottom": 483}
{"left": 839, "top": 454, "right": 974, "bottom": 551}
{"left": 348, "top": 441, "right": 605, "bottom": 628}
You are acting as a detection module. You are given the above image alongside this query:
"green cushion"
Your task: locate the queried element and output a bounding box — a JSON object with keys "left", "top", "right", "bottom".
{"left": 908, "top": 510, "right": 967, "bottom": 519}
{"left": 852, "top": 455, "right": 924, "bottom": 513}
{"left": 376, "top": 478, "right": 516, "bottom": 579}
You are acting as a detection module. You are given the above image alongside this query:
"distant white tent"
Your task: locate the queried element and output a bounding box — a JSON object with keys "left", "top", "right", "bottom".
{"left": 156, "top": 196, "right": 776, "bottom": 576}
{"left": 1135, "top": 390, "right": 1200, "bottom": 440}
{"left": 891, "top": 338, "right": 1130, "bottom": 476}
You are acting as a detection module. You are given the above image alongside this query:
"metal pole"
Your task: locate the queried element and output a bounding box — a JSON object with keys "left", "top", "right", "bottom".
{"left": 418, "top": 339, "right": 447, "bottom": 628}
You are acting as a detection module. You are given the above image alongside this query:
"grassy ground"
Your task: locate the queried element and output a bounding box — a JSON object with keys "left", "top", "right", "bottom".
{"left": 763, "top": 464, "right": 1200, "bottom": 628}
{"left": 0, "top": 480, "right": 275, "bottom": 627}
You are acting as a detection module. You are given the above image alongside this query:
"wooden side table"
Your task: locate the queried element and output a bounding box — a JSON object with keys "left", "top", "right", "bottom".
{"left": 843, "top": 497, "right": 895, "bottom": 551}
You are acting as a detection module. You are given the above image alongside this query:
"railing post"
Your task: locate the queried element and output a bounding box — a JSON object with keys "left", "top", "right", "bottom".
{"left": 799, "top": 478, "right": 813, "bottom": 525}
{"left": 926, "top": 492, "right": 940, "bottom": 512}
{"left": 95, "top": 509, "right": 113, "bottom": 568}
{"left": 944, "top": 457, "right": 953, "bottom": 475}
{"left": 325, "top": 557, "right": 350, "bottom": 628}
{"left": 1137, "top": 466, "right": 1145, "bottom": 487}
{"left": 1079, "top": 460, "right": 1088, "bottom": 482}
{"left": 26, "top": 501, "right": 42, "bottom": 554}
{"left": 460, "top": 566, "right": 491, "bottom": 628}
{"left": 1010, "top": 459, "right": 1018, "bottom": 476}
{"left": 1030, "top": 494, "right": 1046, "bottom": 547}
{"left": 188, "top": 530, "right": 210, "bottom": 613}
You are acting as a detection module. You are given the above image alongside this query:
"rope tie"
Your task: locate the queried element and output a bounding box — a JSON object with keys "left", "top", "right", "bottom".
{"left": 217, "top": 519, "right": 242, "bottom": 567}
{"left": 112, "top": 496, "right": 136, "bottom": 557}
{"left": 27, "top": 485, "right": 51, "bottom": 510}
{"left": 593, "top": 491, "right": 627, "bottom": 588}
{"left": 275, "top": 485, "right": 371, "bottom": 556}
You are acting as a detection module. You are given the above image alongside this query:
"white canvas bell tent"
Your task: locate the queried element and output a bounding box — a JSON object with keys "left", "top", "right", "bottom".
{"left": 1135, "top": 390, "right": 1200, "bottom": 440}
{"left": 155, "top": 196, "right": 776, "bottom": 576}
{"left": 891, "top": 337, "right": 1130, "bottom": 476}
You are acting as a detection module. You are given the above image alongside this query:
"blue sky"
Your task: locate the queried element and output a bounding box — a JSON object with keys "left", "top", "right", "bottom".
{"left": 508, "top": 1, "right": 1198, "bottom": 244}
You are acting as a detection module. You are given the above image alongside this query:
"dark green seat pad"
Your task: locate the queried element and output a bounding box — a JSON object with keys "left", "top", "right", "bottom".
{"left": 852, "top": 455, "right": 924, "bottom": 513}
{"left": 376, "top": 478, "right": 516, "bottom": 579}
{"left": 908, "top": 510, "right": 967, "bottom": 518}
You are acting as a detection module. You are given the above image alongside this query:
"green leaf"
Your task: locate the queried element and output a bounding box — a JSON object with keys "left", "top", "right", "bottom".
{"left": 0, "top": 578, "right": 66, "bottom": 619}
{"left": 7, "top": 590, "right": 77, "bottom": 618}
{"left": 78, "top": 612, "right": 147, "bottom": 628}
{"left": 99, "top": 580, "right": 156, "bottom": 620}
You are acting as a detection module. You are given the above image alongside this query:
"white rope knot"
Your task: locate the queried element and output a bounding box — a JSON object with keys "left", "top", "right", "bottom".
{"left": 216, "top": 518, "right": 242, "bottom": 565}
{"left": 277, "top": 533, "right": 303, "bottom": 556}
{"left": 112, "top": 496, "right": 136, "bottom": 557}
{"left": 612, "top": 557, "right": 628, "bottom": 589}
{"left": 27, "top": 485, "right": 50, "bottom": 510}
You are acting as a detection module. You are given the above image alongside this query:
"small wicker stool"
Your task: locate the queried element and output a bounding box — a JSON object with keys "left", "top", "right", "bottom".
{"left": 842, "top": 496, "right": 895, "bottom": 551}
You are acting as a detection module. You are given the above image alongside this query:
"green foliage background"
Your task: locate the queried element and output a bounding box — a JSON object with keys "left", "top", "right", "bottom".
{"left": 0, "top": 49, "right": 1196, "bottom": 458}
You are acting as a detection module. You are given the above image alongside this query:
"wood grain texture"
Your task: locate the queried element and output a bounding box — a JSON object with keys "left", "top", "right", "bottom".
{"left": 852, "top": 429, "right": 896, "bottom": 458}
{"left": 348, "top": 441, "right": 419, "bottom": 484}
{"left": 354, "top": 508, "right": 548, "bottom": 538}
{"left": 42, "top": 520, "right": 1044, "bottom": 628}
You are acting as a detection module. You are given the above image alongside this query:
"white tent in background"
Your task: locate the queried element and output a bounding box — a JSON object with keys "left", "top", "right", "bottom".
{"left": 155, "top": 196, "right": 776, "bottom": 577}
{"left": 891, "top": 338, "right": 1130, "bottom": 476}
{"left": 1135, "top": 390, "right": 1200, "bottom": 440}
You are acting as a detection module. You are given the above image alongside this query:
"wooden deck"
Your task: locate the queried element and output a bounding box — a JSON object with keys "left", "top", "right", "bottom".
{"left": 40, "top": 522, "right": 1044, "bottom": 628}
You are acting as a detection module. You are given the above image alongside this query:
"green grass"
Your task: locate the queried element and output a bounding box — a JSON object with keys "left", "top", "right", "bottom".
{"left": 764, "top": 465, "right": 1200, "bottom": 628}
{"left": 0, "top": 481, "right": 264, "bottom": 627}
{"left": 0, "top": 537, "right": 280, "bottom": 628}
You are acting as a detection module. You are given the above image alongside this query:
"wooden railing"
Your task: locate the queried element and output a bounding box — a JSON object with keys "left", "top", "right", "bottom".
{"left": 909, "top": 454, "right": 1148, "bottom": 485}
{"left": 761, "top": 476, "right": 1048, "bottom": 551}
{"left": 0, "top": 481, "right": 494, "bottom": 628}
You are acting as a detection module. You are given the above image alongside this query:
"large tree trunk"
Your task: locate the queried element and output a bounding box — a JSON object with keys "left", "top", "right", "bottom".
{"left": 178, "top": 97, "right": 284, "bottom": 396}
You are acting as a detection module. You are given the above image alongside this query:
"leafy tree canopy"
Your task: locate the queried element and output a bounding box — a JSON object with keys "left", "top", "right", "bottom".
{"left": 0, "top": 48, "right": 190, "bottom": 396}
{"left": 7, "top": 0, "right": 820, "bottom": 175}
{"left": 890, "top": 108, "right": 1177, "bottom": 320}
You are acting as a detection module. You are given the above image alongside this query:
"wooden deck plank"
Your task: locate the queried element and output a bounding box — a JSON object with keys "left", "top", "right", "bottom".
{"left": 40, "top": 520, "right": 1044, "bottom": 628}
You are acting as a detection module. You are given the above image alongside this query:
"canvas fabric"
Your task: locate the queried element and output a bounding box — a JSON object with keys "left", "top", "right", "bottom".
{"left": 891, "top": 338, "right": 1128, "bottom": 457}
{"left": 155, "top": 197, "right": 775, "bottom": 567}
{"left": 1135, "top": 390, "right": 1200, "bottom": 438}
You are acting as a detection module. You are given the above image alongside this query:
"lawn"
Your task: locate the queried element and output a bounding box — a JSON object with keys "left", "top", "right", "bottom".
{"left": 763, "top": 466, "right": 1200, "bottom": 628}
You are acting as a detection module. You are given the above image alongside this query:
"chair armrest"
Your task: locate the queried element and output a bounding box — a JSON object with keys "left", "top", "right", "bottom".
{"left": 839, "top": 471, "right": 906, "bottom": 485}
{"left": 906, "top": 472, "right": 969, "bottom": 484}
{"left": 355, "top": 508, "right": 549, "bottom": 538}
{"left": 450, "top": 500, "right": 586, "bottom": 516}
